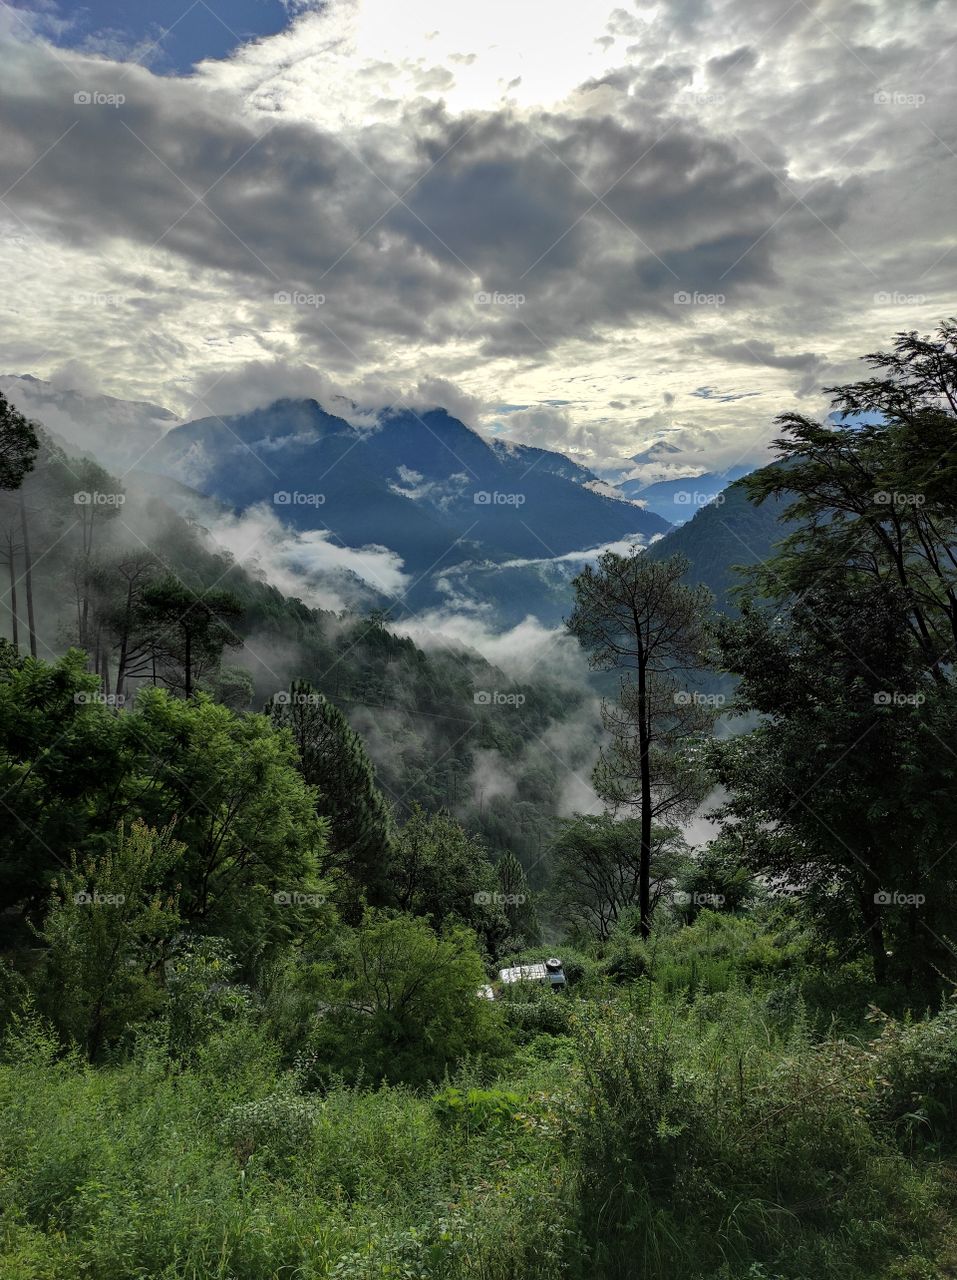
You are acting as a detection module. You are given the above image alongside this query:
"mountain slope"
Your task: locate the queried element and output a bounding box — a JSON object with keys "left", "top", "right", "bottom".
{"left": 619, "top": 466, "right": 753, "bottom": 523}
{"left": 644, "top": 472, "right": 795, "bottom": 610}
{"left": 0, "top": 373, "right": 175, "bottom": 470}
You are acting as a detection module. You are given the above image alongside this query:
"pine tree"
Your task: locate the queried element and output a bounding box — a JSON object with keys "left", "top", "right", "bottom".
{"left": 0, "top": 392, "right": 38, "bottom": 492}
{"left": 496, "top": 849, "right": 539, "bottom": 946}
{"left": 269, "top": 681, "right": 394, "bottom": 913}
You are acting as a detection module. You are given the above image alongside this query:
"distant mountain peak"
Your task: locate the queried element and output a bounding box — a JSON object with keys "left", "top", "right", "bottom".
{"left": 630, "top": 440, "right": 685, "bottom": 465}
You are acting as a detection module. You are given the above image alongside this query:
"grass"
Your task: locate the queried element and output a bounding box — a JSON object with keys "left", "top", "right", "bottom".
{"left": 2, "top": 910, "right": 956, "bottom": 1279}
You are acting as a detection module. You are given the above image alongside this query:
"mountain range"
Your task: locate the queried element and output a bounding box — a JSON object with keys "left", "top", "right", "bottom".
{"left": 2, "top": 374, "right": 784, "bottom": 624}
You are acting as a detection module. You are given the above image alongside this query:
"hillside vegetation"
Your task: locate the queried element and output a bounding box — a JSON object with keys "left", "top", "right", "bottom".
{"left": 2, "top": 322, "right": 957, "bottom": 1278}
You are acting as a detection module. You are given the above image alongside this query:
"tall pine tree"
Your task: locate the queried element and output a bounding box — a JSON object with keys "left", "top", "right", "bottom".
{"left": 496, "top": 849, "right": 539, "bottom": 948}
{"left": 269, "top": 681, "right": 394, "bottom": 913}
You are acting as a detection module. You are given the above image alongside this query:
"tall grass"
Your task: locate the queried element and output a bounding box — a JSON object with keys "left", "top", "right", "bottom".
{"left": 2, "top": 918, "right": 956, "bottom": 1279}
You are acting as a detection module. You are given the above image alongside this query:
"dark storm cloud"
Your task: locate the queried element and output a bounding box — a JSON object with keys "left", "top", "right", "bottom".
{"left": 2, "top": 0, "right": 954, "bottom": 456}
{"left": 707, "top": 47, "right": 758, "bottom": 81}
{"left": 704, "top": 339, "right": 819, "bottom": 370}
{"left": 0, "top": 36, "right": 822, "bottom": 362}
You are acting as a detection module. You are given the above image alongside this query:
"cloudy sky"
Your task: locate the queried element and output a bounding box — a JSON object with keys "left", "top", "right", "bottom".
{"left": 1, "top": 0, "right": 953, "bottom": 476}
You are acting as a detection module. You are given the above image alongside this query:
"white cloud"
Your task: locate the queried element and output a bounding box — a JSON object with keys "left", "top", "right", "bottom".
{"left": 199, "top": 501, "right": 410, "bottom": 609}
{"left": 390, "top": 610, "right": 588, "bottom": 684}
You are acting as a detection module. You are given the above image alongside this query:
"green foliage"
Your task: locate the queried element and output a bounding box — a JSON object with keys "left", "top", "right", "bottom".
{"left": 0, "top": 653, "right": 330, "bottom": 955}
{"left": 268, "top": 681, "right": 395, "bottom": 913}
{"left": 36, "top": 820, "right": 182, "bottom": 1058}
{"left": 568, "top": 548, "right": 716, "bottom": 935}
{"left": 869, "top": 1002, "right": 957, "bottom": 1151}
{"left": 678, "top": 836, "right": 757, "bottom": 919}
{"left": 495, "top": 848, "right": 540, "bottom": 948}
{"left": 138, "top": 574, "right": 243, "bottom": 698}
{"left": 310, "top": 910, "right": 510, "bottom": 1086}
{"left": 713, "top": 585, "right": 957, "bottom": 988}
{"left": 2, "top": 917, "right": 957, "bottom": 1278}
{"left": 496, "top": 982, "right": 575, "bottom": 1038}
{"left": 0, "top": 391, "right": 39, "bottom": 491}
{"left": 164, "top": 936, "right": 256, "bottom": 1064}
{"left": 563, "top": 993, "right": 939, "bottom": 1279}
{"left": 128, "top": 687, "right": 329, "bottom": 950}
{"left": 551, "top": 813, "right": 687, "bottom": 940}
{"left": 433, "top": 1084, "right": 522, "bottom": 1131}
{"left": 713, "top": 322, "right": 957, "bottom": 990}
{"left": 389, "top": 804, "right": 510, "bottom": 953}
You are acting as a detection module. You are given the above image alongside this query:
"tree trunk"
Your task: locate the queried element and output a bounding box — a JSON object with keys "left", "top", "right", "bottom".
{"left": 7, "top": 549, "right": 18, "bottom": 652}
{"left": 184, "top": 627, "right": 192, "bottom": 698}
{"left": 18, "top": 491, "right": 37, "bottom": 658}
{"left": 859, "top": 886, "right": 888, "bottom": 985}
{"left": 116, "top": 580, "right": 135, "bottom": 699}
{"left": 637, "top": 657, "right": 652, "bottom": 939}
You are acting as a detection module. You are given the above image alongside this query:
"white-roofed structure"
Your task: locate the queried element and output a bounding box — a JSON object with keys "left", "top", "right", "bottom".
{"left": 498, "top": 957, "right": 566, "bottom": 990}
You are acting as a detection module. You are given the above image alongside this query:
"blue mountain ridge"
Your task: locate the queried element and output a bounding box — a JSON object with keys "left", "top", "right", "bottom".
{"left": 147, "top": 398, "right": 671, "bottom": 615}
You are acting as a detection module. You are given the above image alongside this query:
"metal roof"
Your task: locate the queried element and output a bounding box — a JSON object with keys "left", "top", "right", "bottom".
{"left": 498, "top": 961, "right": 565, "bottom": 985}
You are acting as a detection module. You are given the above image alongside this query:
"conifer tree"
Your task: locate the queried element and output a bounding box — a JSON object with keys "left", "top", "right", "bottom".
{"left": 269, "top": 681, "right": 394, "bottom": 911}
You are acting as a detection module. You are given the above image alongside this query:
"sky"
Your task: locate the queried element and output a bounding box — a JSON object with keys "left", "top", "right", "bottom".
{"left": 1, "top": 0, "right": 954, "bottom": 479}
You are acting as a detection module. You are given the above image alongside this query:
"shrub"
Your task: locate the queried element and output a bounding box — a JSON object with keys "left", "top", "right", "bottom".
{"left": 309, "top": 911, "right": 511, "bottom": 1085}
{"left": 222, "top": 1086, "right": 323, "bottom": 1168}
{"left": 561, "top": 994, "right": 937, "bottom": 1279}
{"left": 35, "top": 821, "right": 181, "bottom": 1058}
{"left": 165, "top": 935, "right": 256, "bottom": 1063}
{"left": 869, "top": 1002, "right": 957, "bottom": 1150}
{"left": 497, "top": 983, "right": 575, "bottom": 1037}
{"left": 433, "top": 1085, "right": 522, "bottom": 1132}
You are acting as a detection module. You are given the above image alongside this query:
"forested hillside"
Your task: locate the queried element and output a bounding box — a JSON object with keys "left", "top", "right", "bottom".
{"left": 0, "top": 427, "right": 593, "bottom": 880}
{"left": 3, "top": 323, "right": 957, "bottom": 1279}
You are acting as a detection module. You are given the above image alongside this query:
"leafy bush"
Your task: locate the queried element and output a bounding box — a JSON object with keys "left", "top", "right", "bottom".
{"left": 36, "top": 820, "right": 181, "bottom": 1057}
{"left": 869, "top": 1002, "right": 957, "bottom": 1150}
{"left": 497, "top": 983, "right": 575, "bottom": 1037}
{"left": 308, "top": 911, "right": 511, "bottom": 1085}
{"left": 561, "top": 994, "right": 938, "bottom": 1279}
{"left": 222, "top": 1086, "right": 323, "bottom": 1167}
{"left": 433, "top": 1084, "right": 522, "bottom": 1132}
{"left": 165, "top": 935, "right": 256, "bottom": 1063}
